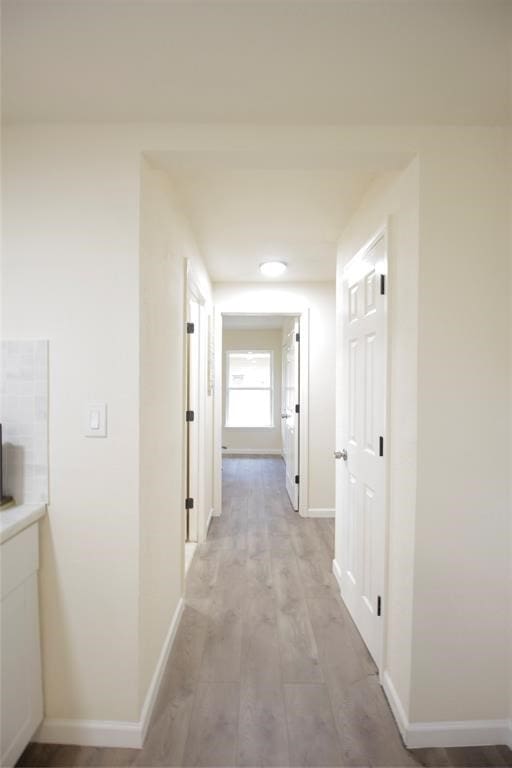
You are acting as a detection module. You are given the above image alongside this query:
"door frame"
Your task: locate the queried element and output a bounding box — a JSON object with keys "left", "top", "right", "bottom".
{"left": 213, "top": 307, "right": 310, "bottom": 518}
{"left": 184, "top": 259, "right": 208, "bottom": 545}
{"left": 281, "top": 318, "right": 300, "bottom": 511}
{"left": 335, "top": 221, "right": 391, "bottom": 679}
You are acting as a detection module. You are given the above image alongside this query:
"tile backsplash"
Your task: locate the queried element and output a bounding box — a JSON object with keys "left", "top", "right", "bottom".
{"left": 1, "top": 340, "right": 49, "bottom": 505}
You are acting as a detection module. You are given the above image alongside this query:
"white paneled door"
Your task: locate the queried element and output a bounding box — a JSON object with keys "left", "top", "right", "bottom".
{"left": 336, "top": 230, "right": 387, "bottom": 669}
{"left": 281, "top": 320, "right": 299, "bottom": 511}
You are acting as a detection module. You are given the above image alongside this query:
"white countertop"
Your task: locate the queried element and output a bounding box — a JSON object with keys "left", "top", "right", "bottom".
{"left": 0, "top": 503, "right": 46, "bottom": 544}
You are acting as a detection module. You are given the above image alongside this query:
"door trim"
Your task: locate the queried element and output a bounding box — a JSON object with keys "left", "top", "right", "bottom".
{"left": 213, "top": 308, "right": 310, "bottom": 518}
{"left": 184, "top": 259, "right": 208, "bottom": 551}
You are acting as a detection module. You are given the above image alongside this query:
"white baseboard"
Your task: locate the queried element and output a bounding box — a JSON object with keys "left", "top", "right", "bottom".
{"left": 381, "top": 670, "right": 412, "bottom": 745}
{"left": 206, "top": 507, "right": 214, "bottom": 530}
{"left": 332, "top": 558, "right": 342, "bottom": 588}
{"left": 36, "top": 598, "right": 185, "bottom": 749}
{"left": 302, "top": 507, "right": 335, "bottom": 518}
{"left": 35, "top": 718, "right": 141, "bottom": 749}
{"left": 382, "top": 671, "right": 512, "bottom": 749}
{"left": 139, "top": 597, "right": 184, "bottom": 744}
{"left": 222, "top": 448, "right": 282, "bottom": 456}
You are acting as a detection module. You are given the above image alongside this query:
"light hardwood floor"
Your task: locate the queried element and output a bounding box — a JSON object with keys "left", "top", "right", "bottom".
{"left": 18, "top": 458, "right": 512, "bottom": 767}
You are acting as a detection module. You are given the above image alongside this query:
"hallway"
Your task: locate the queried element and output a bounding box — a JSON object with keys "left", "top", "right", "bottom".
{"left": 176, "top": 456, "right": 405, "bottom": 767}
{"left": 18, "top": 458, "right": 512, "bottom": 767}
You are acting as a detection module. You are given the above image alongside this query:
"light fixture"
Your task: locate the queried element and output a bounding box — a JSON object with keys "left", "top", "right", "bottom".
{"left": 259, "top": 260, "right": 287, "bottom": 277}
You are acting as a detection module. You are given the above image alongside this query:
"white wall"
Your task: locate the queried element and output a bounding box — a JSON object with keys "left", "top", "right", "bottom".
{"left": 138, "top": 159, "right": 212, "bottom": 704}
{"left": 222, "top": 329, "right": 282, "bottom": 454}
{"left": 411, "top": 132, "right": 509, "bottom": 724}
{"left": 1, "top": 127, "right": 214, "bottom": 727}
{"left": 2, "top": 127, "right": 141, "bottom": 721}
{"left": 214, "top": 283, "right": 336, "bottom": 512}
{"left": 337, "top": 130, "right": 511, "bottom": 734}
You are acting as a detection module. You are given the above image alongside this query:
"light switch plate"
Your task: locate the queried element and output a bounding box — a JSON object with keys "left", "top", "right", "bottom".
{"left": 85, "top": 402, "right": 107, "bottom": 437}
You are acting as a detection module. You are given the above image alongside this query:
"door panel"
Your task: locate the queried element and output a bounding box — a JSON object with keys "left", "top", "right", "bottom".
{"left": 336, "top": 232, "right": 387, "bottom": 669}
{"left": 281, "top": 320, "right": 299, "bottom": 510}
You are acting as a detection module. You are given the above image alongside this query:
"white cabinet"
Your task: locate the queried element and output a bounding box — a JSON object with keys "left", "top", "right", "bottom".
{"left": 1, "top": 521, "right": 44, "bottom": 767}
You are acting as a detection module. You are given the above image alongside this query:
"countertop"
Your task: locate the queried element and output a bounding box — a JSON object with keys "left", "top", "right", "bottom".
{"left": 0, "top": 503, "right": 46, "bottom": 544}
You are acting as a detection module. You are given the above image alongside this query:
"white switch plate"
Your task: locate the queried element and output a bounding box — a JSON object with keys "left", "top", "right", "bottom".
{"left": 85, "top": 402, "right": 107, "bottom": 437}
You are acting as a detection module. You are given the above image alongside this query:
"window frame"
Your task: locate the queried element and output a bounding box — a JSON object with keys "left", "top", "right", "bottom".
{"left": 224, "top": 349, "right": 274, "bottom": 429}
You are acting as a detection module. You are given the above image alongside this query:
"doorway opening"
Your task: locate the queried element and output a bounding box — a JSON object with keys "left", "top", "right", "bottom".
{"left": 214, "top": 311, "right": 308, "bottom": 517}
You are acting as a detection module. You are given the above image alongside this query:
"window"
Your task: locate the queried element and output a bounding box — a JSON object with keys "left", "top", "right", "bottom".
{"left": 225, "top": 351, "right": 273, "bottom": 428}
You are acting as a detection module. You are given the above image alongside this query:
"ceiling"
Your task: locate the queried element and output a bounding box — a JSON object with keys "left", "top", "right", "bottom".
{"left": 166, "top": 160, "right": 377, "bottom": 282}
{"left": 2, "top": 0, "right": 511, "bottom": 125}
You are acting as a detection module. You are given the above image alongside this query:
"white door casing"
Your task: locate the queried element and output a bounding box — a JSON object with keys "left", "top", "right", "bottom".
{"left": 213, "top": 308, "right": 310, "bottom": 519}
{"left": 336, "top": 228, "right": 388, "bottom": 670}
{"left": 185, "top": 259, "right": 208, "bottom": 546}
{"left": 186, "top": 297, "right": 200, "bottom": 542}
{"left": 281, "top": 320, "right": 299, "bottom": 510}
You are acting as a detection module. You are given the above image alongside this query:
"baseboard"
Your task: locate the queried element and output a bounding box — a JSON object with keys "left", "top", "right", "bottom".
{"left": 138, "top": 597, "right": 185, "bottom": 744}
{"left": 35, "top": 718, "right": 142, "bottom": 749}
{"left": 381, "top": 670, "right": 411, "bottom": 745}
{"left": 382, "top": 671, "right": 512, "bottom": 749}
{"left": 36, "top": 598, "right": 185, "bottom": 749}
{"left": 332, "top": 558, "right": 342, "bottom": 589}
{"left": 222, "top": 448, "right": 282, "bottom": 456}
{"left": 206, "top": 507, "right": 214, "bottom": 530}
{"left": 303, "top": 507, "right": 335, "bottom": 518}
{"left": 405, "top": 718, "right": 512, "bottom": 749}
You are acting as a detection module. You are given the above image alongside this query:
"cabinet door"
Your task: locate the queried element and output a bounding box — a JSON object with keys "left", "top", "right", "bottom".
{"left": 1, "top": 526, "right": 43, "bottom": 768}
{"left": 1, "top": 575, "right": 43, "bottom": 767}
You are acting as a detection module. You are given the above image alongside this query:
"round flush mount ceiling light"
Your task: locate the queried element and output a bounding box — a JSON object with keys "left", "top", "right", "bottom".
{"left": 259, "top": 260, "right": 287, "bottom": 277}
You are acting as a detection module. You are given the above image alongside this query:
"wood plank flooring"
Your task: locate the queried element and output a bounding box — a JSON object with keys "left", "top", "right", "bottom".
{"left": 18, "top": 458, "right": 512, "bottom": 767}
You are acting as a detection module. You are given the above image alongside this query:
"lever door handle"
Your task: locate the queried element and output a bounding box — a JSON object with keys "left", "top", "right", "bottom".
{"left": 334, "top": 449, "right": 348, "bottom": 461}
{"left": 281, "top": 413, "right": 289, "bottom": 420}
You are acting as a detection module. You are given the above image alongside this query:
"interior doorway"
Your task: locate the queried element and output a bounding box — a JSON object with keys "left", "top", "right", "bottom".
{"left": 281, "top": 317, "right": 300, "bottom": 511}
{"left": 214, "top": 311, "right": 308, "bottom": 518}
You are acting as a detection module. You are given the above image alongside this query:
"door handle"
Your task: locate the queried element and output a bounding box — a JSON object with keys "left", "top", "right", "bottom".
{"left": 334, "top": 449, "right": 348, "bottom": 461}
{"left": 281, "top": 413, "right": 289, "bottom": 420}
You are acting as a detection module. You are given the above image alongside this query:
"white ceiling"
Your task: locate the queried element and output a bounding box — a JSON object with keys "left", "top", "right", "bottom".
{"left": 2, "top": 0, "right": 511, "bottom": 125}
{"left": 223, "top": 315, "right": 287, "bottom": 330}
{"left": 167, "top": 161, "right": 376, "bottom": 281}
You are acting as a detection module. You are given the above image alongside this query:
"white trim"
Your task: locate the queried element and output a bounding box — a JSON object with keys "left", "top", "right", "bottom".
{"left": 222, "top": 448, "right": 282, "bottom": 456}
{"left": 382, "top": 672, "right": 512, "bottom": 749}
{"left": 138, "top": 597, "right": 184, "bottom": 744}
{"left": 206, "top": 506, "right": 214, "bottom": 530}
{"left": 332, "top": 557, "right": 343, "bottom": 589}
{"left": 381, "top": 670, "right": 410, "bottom": 743}
{"left": 297, "top": 310, "right": 310, "bottom": 517}
{"left": 35, "top": 719, "right": 141, "bottom": 750}
{"left": 304, "top": 507, "right": 335, "bottom": 518}
{"left": 36, "top": 599, "right": 185, "bottom": 749}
